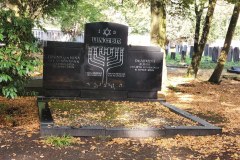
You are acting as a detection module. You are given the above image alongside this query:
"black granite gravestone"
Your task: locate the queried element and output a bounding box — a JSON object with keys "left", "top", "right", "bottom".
{"left": 84, "top": 22, "right": 128, "bottom": 91}
{"left": 127, "top": 46, "right": 163, "bottom": 99}
{"left": 43, "top": 42, "right": 85, "bottom": 96}
{"left": 43, "top": 22, "right": 163, "bottom": 99}
{"left": 82, "top": 22, "right": 129, "bottom": 99}
{"left": 233, "top": 47, "right": 240, "bottom": 62}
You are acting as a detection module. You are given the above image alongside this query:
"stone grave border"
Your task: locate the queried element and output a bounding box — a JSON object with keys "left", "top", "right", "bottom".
{"left": 37, "top": 96, "right": 222, "bottom": 138}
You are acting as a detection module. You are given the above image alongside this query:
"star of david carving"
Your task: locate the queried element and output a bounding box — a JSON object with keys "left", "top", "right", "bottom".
{"left": 103, "top": 28, "right": 111, "bottom": 37}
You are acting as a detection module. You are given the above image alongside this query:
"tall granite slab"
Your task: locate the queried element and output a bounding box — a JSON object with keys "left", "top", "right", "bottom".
{"left": 84, "top": 22, "right": 128, "bottom": 91}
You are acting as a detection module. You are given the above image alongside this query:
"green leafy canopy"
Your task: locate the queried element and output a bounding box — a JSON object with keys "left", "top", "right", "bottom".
{"left": 0, "top": 10, "right": 39, "bottom": 98}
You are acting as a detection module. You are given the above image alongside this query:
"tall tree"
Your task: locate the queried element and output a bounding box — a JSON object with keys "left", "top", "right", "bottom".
{"left": 209, "top": 2, "right": 240, "bottom": 83}
{"left": 187, "top": 0, "right": 217, "bottom": 78}
{"left": 150, "top": 0, "right": 166, "bottom": 48}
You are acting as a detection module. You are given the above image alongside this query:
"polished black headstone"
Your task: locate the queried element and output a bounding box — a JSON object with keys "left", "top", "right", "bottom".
{"left": 127, "top": 46, "right": 163, "bottom": 98}
{"left": 43, "top": 42, "right": 85, "bottom": 90}
{"left": 84, "top": 22, "right": 128, "bottom": 90}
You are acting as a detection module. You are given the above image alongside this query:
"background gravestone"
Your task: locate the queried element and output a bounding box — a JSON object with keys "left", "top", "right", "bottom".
{"left": 181, "top": 45, "right": 187, "bottom": 62}
{"left": 233, "top": 47, "right": 240, "bottom": 62}
{"left": 84, "top": 22, "right": 128, "bottom": 91}
{"left": 212, "top": 47, "right": 219, "bottom": 62}
{"left": 177, "top": 45, "right": 181, "bottom": 54}
{"left": 227, "top": 47, "right": 233, "bottom": 62}
{"left": 204, "top": 44, "right": 209, "bottom": 56}
{"left": 189, "top": 46, "right": 194, "bottom": 58}
{"left": 208, "top": 47, "right": 213, "bottom": 58}
{"left": 170, "top": 45, "right": 176, "bottom": 60}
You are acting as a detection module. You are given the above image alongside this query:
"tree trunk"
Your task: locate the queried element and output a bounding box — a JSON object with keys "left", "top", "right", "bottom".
{"left": 208, "top": 2, "right": 240, "bottom": 83}
{"left": 150, "top": 0, "right": 166, "bottom": 48}
{"left": 150, "top": 0, "right": 167, "bottom": 91}
{"left": 187, "top": 2, "right": 204, "bottom": 77}
{"left": 187, "top": 0, "right": 217, "bottom": 78}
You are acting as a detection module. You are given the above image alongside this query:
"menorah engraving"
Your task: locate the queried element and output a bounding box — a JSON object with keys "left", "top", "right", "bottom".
{"left": 88, "top": 46, "right": 124, "bottom": 85}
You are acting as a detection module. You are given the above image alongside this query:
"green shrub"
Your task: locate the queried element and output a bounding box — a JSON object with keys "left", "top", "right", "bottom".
{"left": 44, "top": 135, "right": 76, "bottom": 147}
{"left": 0, "top": 9, "right": 39, "bottom": 98}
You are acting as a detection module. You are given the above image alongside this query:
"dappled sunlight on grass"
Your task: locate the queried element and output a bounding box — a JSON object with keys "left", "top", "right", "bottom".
{"left": 178, "top": 94, "right": 194, "bottom": 102}
{"left": 168, "top": 77, "right": 193, "bottom": 87}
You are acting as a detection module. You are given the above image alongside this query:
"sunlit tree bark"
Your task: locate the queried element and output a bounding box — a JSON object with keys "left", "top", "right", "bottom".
{"left": 150, "top": 0, "right": 166, "bottom": 48}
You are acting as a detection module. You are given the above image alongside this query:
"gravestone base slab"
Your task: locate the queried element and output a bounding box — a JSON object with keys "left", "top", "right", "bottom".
{"left": 37, "top": 97, "right": 222, "bottom": 137}
{"left": 81, "top": 90, "right": 127, "bottom": 99}
{"left": 44, "top": 90, "right": 81, "bottom": 97}
{"left": 127, "top": 91, "right": 157, "bottom": 99}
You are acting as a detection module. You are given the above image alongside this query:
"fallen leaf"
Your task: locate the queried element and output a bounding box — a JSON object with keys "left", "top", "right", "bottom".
{"left": 90, "top": 146, "right": 97, "bottom": 151}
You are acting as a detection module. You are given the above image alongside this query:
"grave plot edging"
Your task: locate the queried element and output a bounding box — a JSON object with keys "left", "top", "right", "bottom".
{"left": 37, "top": 97, "right": 222, "bottom": 137}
